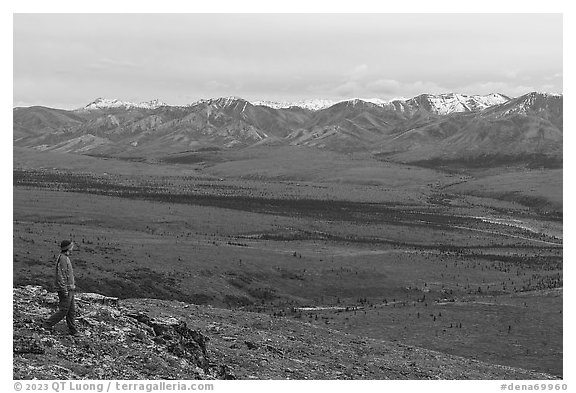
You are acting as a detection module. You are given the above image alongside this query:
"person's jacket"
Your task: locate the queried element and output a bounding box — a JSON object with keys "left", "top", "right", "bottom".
{"left": 55, "top": 253, "right": 75, "bottom": 292}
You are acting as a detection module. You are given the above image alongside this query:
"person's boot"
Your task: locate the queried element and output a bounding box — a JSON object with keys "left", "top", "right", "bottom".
{"left": 38, "top": 321, "right": 54, "bottom": 333}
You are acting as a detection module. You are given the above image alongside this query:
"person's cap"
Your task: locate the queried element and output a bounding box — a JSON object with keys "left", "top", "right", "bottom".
{"left": 60, "top": 240, "right": 74, "bottom": 251}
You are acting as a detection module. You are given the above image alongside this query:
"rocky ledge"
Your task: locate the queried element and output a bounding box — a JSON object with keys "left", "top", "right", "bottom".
{"left": 13, "top": 286, "right": 233, "bottom": 380}
{"left": 13, "top": 285, "right": 558, "bottom": 380}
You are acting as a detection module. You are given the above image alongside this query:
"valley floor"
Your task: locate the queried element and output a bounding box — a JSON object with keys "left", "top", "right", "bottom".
{"left": 13, "top": 149, "right": 563, "bottom": 378}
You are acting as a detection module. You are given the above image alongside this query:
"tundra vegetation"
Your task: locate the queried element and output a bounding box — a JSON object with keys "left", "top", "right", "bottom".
{"left": 13, "top": 144, "right": 562, "bottom": 377}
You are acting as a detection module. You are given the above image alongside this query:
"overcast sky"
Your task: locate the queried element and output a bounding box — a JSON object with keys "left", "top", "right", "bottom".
{"left": 13, "top": 13, "right": 563, "bottom": 108}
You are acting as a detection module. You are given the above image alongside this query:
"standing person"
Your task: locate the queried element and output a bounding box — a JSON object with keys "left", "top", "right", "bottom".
{"left": 42, "top": 240, "right": 79, "bottom": 336}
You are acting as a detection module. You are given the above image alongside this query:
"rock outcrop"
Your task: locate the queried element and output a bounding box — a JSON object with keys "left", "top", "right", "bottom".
{"left": 13, "top": 286, "right": 233, "bottom": 380}
{"left": 13, "top": 285, "right": 558, "bottom": 380}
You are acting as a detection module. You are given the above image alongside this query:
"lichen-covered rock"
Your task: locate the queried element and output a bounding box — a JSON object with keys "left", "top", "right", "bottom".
{"left": 13, "top": 286, "right": 226, "bottom": 380}
{"left": 126, "top": 312, "right": 210, "bottom": 371}
{"left": 14, "top": 336, "right": 45, "bottom": 355}
{"left": 76, "top": 292, "right": 119, "bottom": 307}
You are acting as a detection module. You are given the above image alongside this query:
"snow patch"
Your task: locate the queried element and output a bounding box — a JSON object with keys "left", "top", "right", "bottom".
{"left": 252, "top": 94, "right": 510, "bottom": 114}
{"left": 81, "top": 98, "right": 167, "bottom": 111}
{"left": 252, "top": 99, "right": 339, "bottom": 111}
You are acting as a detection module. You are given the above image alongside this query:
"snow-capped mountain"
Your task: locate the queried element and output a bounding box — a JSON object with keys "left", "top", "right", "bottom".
{"left": 386, "top": 93, "right": 510, "bottom": 116}
{"left": 193, "top": 96, "right": 249, "bottom": 108}
{"left": 353, "top": 98, "right": 395, "bottom": 106}
{"left": 465, "top": 93, "right": 511, "bottom": 110}
{"left": 81, "top": 98, "right": 167, "bottom": 111}
{"left": 253, "top": 98, "right": 399, "bottom": 111}
{"left": 14, "top": 91, "right": 562, "bottom": 165}
{"left": 252, "top": 99, "right": 339, "bottom": 111}
{"left": 78, "top": 93, "right": 513, "bottom": 114}
{"left": 480, "top": 92, "right": 563, "bottom": 131}
{"left": 253, "top": 94, "right": 510, "bottom": 114}
{"left": 488, "top": 92, "right": 562, "bottom": 117}
{"left": 138, "top": 99, "right": 167, "bottom": 109}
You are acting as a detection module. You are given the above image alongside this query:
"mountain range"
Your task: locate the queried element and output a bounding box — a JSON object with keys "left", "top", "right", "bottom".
{"left": 13, "top": 92, "right": 563, "bottom": 167}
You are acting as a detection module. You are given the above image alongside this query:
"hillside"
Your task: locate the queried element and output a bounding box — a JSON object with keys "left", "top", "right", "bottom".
{"left": 376, "top": 92, "right": 562, "bottom": 165}
{"left": 13, "top": 92, "right": 562, "bottom": 166}
{"left": 13, "top": 285, "right": 558, "bottom": 380}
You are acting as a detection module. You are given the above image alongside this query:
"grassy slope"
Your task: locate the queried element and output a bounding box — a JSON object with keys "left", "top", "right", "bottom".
{"left": 124, "top": 296, "right": 559, "bottom": 380}
{"left": 445, "top": 169, "right": 562, "bottom": 213}
{"left": 13, "top": 286, "right": 556, "bottom": 380}
{"left": 13, "top": 147, "right": 563, "bottom": 376}
{"left": 13, "top": 188, "right": 562, "bottom": 375}
{"left": 203, "top": 146, "right": 453, "bottom": 186}
{"left": 13, "top": 146, "right": 203, "bottom": 177}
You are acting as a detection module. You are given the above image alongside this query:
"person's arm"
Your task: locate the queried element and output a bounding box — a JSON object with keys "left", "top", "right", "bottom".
{"left": 55, "top": 255, "right": 69, "bottom": 294}
{"left": 66, "top": 258, "right": 76, "bottom": 291}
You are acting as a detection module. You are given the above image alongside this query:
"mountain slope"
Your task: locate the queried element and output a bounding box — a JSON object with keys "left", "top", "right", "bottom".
{"left": 386, "top": 93, "right": 510, "bottom": 116}
{"left": 12, "top": 92, "right": 562, "bottom": 166}
{"left": 483, "top": 92, "right": 563, "bottom": 129}
{"left": 13, "top": 106, "right": 86, "bottom": 139}
{"left": 374, "top": 92, "right": 562, "bottom": 165}
{"left": 14, "top": 285, "right": 558, "bottom": 380}
{"left": 287, "top": 99, "right": 409, "bottom": 152}
{"left": 80, "top": 98, "right": 167, "bottom": 111}
{"left": 253, "top": 98, "right": 338, "bottom": 111}
{"left": 253, "top": 93, "right": 510, "bottom": 113}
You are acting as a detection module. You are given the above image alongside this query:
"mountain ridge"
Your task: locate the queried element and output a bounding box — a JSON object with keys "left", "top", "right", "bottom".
{"left": 69, "top": 92, "right": 521, "bottom": 113}
{"left": 80, "top": 98, "right": 168, "bottom": 111}
{"left": 13, "top": 91, "right": 562, "bottom": 167}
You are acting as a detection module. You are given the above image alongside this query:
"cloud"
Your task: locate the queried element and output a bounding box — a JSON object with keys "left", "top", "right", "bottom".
{"left": 332, "top": 64, "right": 371, "bottom": 96}
{"left": 350, "top": 64, "right": 369, "bottom": 80}
{"left": 204, "top": 80, "right": 229, "bottom": 91}
{"left": 334, "top": 81, "right": 360, "bottom": 97}
{"left": 456, "top": 81, "right": 538, "bottom": 97}
{"left": 503, "top": 70, "right": 518, "bottom": 79}
{"left": 540, "top": 84, "right": 557, "bottom": 92}
{"left": 333, "top": 79, "right": 450, "bottom": 99}
{"left": 402, "top": 81, "right": 447, "bottom": 95}
{"left": 331, "top": 77, "right": 557, "bottom": 100}
{"left": 366, "top": 79, "right": 402, "bottom": 94}
{"left": 544, "top": 73, "right": 563, "bottom": 81}
{"left": 86, "top": 57, "right": 138, "bottom": 71}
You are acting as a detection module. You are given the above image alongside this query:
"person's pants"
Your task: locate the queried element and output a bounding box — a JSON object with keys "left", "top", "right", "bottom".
{"left": 44, "top": 290, "right": 77, "bottom": 334}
